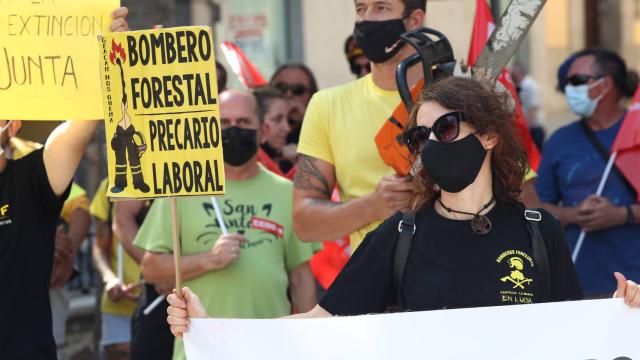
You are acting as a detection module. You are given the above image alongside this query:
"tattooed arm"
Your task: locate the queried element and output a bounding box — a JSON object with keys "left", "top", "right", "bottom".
{"left": 292, "top": 155, "right": 413, "bottom": 242}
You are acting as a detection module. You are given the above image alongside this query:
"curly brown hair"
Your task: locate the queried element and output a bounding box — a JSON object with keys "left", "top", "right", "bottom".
{"left": 408, "top": 77, "right": 528, "bottom": 210}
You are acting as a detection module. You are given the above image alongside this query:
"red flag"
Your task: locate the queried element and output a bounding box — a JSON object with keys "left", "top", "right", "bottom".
{"left": 611, "top": 89, "right": 640, "bottom": 201}
{"left": 467, "top": 0, "right": 541, "bottom": 170}
{"left": 220, "top": 41, "right": 267, "bottom": 89}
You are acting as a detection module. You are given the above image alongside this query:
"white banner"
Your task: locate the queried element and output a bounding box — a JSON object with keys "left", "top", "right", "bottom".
{"left": 184, "top": 299, "right": 640, "bottom": 360}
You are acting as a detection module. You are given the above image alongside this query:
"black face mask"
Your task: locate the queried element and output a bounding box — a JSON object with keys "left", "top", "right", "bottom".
{"left": 221, "top": 127, "right": 258, "bottom": 166}
{"left": 353, "top": 18, "right": 407, "bottom": 63}
{"left": 420, "top": 134, "right": 487, "bottom": 193}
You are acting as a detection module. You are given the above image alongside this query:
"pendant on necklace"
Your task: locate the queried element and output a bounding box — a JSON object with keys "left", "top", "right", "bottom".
{"left": 471, "top": 215, "right": 492, "bottom": 235}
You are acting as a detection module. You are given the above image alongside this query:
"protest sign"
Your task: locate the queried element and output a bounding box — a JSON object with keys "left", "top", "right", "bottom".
{"left": 98, "top": 26, "right": 224, "bottom": 199}
{"left": 184, "top": 299, "right": 640, "bottom": 360}
{"left": 0, "top": 0, "right": 118, "bottom": 120}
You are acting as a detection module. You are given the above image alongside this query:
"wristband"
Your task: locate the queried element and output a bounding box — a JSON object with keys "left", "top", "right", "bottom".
{"left": 626, "top": 206, "right": 635, "bottom": 225}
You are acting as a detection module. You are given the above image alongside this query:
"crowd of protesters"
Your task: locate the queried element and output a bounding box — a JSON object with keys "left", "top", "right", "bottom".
{"left": 2, "top": 1, "right": 640, "bottom": 359}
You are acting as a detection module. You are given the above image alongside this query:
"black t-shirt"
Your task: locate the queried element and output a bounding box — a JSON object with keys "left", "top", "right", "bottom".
{"left": 0, "top": 149, "right": 70, "bottom": 359}
{"left": 320, "top": 201, "right": 584, "bottom": 316}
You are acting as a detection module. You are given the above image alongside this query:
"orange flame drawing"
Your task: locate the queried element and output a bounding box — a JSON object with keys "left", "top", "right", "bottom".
{"left": 109, "top": 39, "right": 127, "bottom": 65}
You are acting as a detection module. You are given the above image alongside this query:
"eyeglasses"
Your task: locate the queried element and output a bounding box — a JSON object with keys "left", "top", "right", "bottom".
{"left": 403, "top": 111, "right": 465, "bottom": 154}
{"left": 350, "top": 62, "right": 371, "bottom": 76}
{"left": 566, "top": 74, "right": 602, "bottom": 86}
{"left": 273, "top": 82, "right": 309, "bottom": 96}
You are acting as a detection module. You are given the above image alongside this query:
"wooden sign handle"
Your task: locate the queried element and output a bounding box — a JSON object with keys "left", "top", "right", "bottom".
{"left": 171, "top": 197, "right": 182, "bottom": 298}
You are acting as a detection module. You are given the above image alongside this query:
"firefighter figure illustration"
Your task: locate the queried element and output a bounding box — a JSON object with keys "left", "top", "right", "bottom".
{"left": 109, "top": 40, "right": 150, "bottom": 194}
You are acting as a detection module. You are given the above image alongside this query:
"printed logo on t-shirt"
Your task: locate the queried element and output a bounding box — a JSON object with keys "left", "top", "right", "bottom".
{"left": 250, "top": 216, "right": 284, "bottom": 238}
{"left": 199, "top": 200, "right": 282, "bottom": 249}
{"left": 0, "top": 203, "right": 11, "bottom": 226}
{"left": 496, "top": 249, "right": 534, "bottom": 304}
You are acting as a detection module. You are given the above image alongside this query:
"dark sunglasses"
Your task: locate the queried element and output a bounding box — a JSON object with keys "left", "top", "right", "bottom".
{"left": 350, "top": 62, "right": 371, "bottom": 76}
{"left": 566, "top": 74, "right": 602, "bottom": 86}
{"left": 274, "top": 82, "right": 309, "bottom": 96}
{"left": 403, "top": 111, "right": 465, "bottom": 154}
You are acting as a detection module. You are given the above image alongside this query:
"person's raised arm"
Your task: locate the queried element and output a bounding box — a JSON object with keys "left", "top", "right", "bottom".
{"left": 43, "top": 121, "right": 99, "bottom": 196}
{"left": 293, "top": 155, "right": 412, "bottom": 242}
{"left": 41, "top": 7, "right": 130, "bottom": 196}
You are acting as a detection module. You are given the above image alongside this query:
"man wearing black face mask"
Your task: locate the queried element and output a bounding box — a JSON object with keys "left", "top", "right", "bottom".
{"left": 134, "top": 89, "right": 317, "bottom": 360}
{"left": 294, "top": 0, "right": 426, "bottom": 253}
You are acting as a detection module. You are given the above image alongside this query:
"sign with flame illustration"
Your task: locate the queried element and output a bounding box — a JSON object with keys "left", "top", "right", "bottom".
{"left": 98, "top": 26, "right": 225, "bottom": 199}
{"left": 0, "top": 0, "right": 118, "bottom": 120}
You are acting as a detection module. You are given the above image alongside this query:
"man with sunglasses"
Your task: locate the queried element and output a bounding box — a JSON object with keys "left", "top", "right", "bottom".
{"left": 536, "top": 48, "right": 640, "bottom": 298}
{"left": 344, "top": 35, "right": 371, "bottom": 78}
{"left": 293, "top": 0, "right": 426, "bottom": 253}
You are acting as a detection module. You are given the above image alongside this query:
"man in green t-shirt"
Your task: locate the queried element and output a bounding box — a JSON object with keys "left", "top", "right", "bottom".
{"left": 134, "top": 89, "right": 317, "bottom": 360}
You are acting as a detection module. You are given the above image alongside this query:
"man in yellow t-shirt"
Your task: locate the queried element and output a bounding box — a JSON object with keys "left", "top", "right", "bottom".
{"left": 90, "top": 178, "right": 141, "bottom": 359}
{"left": 293, "top": 0, "right": 541, "bottom": 253}
{"left": 293, "top": 0, "right": 427, "bottom": 252}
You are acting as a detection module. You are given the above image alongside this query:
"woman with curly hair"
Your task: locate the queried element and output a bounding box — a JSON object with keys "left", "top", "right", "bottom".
{"left": 166, "top": 77, "right": 640, "bottom": 331}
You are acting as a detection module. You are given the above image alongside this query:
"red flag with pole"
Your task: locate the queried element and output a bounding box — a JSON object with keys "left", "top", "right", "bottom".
{"left": 220, "top": 41, "right": 268, "bottom": 89}
{"left": 467, "top": 0, "right": 541, "bottom": 170}
{"left": 611, "top": 88, "right": 640, "bottom": 201}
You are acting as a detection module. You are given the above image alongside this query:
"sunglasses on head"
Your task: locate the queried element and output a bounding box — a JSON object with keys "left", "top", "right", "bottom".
{"left": 403, "top": 111, "right": 465, "bottom": 154}
{"left": 566, "top": 74, "right": 602, "bottom": 87}
{"left": 274, "top": 82, "right": 309, "bottom": 96}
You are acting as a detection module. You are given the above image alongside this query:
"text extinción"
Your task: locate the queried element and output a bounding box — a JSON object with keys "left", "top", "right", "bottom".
{"left": 0, "top": 0, "right": 119, "bottom": 120}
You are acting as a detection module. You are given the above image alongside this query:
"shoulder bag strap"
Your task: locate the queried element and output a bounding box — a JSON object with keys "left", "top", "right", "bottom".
{"left": 393, "top": 211, "right": 416, "bottom": 306}
{"left": 579, "top": 120, "right": 637, "bottom": 198}
{"left": 524, "top": 209, "right": 551, "bottom": 302}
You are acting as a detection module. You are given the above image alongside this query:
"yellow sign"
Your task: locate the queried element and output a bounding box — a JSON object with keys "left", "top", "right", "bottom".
{"left": 98, "top": 26, "right": 225, "bottom": 199}
{"left": 0, "top": 0, "right": 118, "bottom": 120}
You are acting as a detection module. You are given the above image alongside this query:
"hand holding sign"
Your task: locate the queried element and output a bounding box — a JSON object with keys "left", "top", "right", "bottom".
{"left": 110, "top": 7, "right": 129, "bottom": 32}
{"left": 613, "top": 272, "right": 640, "bottom": 308}
{"left": 167, "top": 287, "right": 208, "bottom": 338}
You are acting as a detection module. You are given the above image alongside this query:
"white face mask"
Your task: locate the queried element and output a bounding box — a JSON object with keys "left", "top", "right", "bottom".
{"left": 564, "top": 78, "right": 605, "bottom": 118}
{"left": 0, "top": 121, "right": 12, "bottom": 158}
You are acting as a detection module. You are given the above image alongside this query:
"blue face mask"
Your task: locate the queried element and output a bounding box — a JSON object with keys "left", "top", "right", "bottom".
{"left": 564, "top": 79, "right": 605, "bottom": 117}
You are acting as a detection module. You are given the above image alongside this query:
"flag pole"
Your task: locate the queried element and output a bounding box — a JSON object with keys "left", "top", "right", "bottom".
{"left": 572, "top": 151, "right": 618, "bottom": 262}
{"left": 171, "top": 197, "right": 182, "bottom": 298}
{"left": 210, "top": 197, "right": 228, "bottom": 235}
{"left": 117, "top": 242, "right": 124, "bottom": 284}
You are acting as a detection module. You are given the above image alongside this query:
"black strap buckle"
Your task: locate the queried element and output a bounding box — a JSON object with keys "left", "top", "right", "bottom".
{"left": 397, "top": 220, "right": 416, "bottom": 234}
{"left": 524, "top": 210, "right": 542, "bottom": 222}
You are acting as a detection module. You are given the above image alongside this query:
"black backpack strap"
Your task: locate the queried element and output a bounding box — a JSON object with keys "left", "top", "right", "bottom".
{"left": 524, "top": 209, "right": 551, "bottom": 302}
{"left": 579, "top": 120, "right": 637, "bottom": 198}
{"left": 393, "top": 211, "right": 416, "bottom": 306}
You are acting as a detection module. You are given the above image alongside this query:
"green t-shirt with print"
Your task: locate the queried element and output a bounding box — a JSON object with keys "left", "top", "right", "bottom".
{"left": 134, "top": 166, "right": 313, "bottom": 360}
